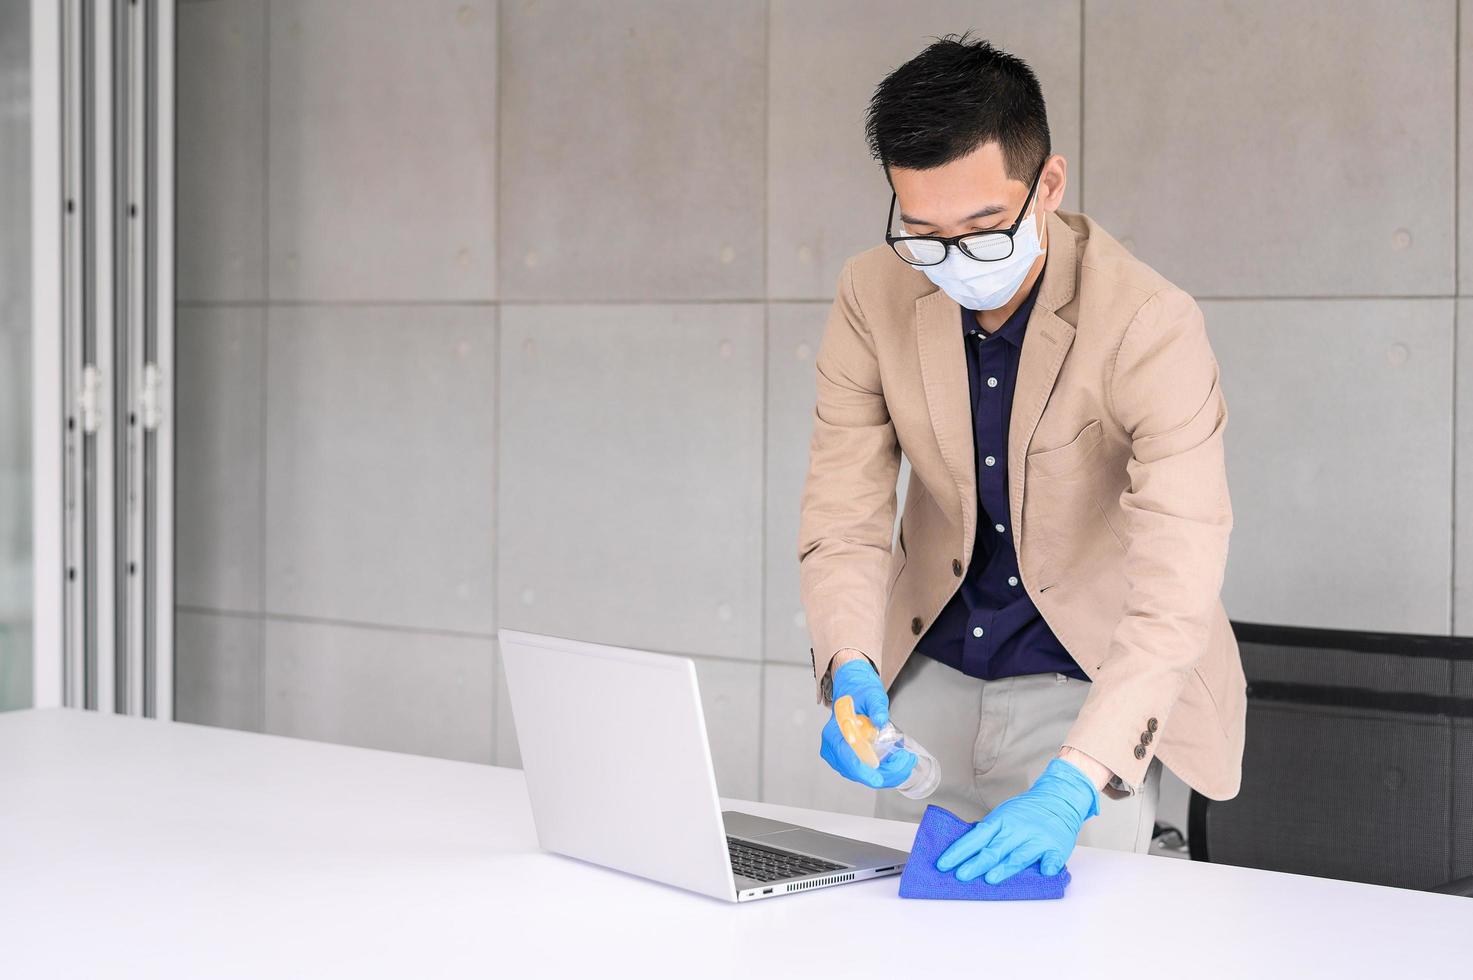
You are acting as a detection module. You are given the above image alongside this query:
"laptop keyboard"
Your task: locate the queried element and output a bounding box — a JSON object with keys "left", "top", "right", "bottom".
{"left": 726, "top": 836, "right": 847, "bottom": 883}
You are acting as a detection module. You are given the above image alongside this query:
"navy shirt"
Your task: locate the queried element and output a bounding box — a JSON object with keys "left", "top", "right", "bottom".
{"left": 912, "top": 269, "right": 1088, "bottom": 682}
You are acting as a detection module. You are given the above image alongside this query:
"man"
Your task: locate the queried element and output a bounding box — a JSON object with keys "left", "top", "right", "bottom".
{"left": 797, "top": 32, "right": 1246, "bottom": 886}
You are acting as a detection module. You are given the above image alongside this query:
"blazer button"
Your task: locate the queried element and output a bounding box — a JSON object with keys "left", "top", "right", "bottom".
{"left": 1140, "top": 731, "right": 1153, "bottom": 745}
{"left": 1147, "top": 717, "right": 1159, "bottom": 733}
{"left": 952, "top": 558, "right": 963, "bottom": 576}
{"left": 1133, "top": 744, "right": 1147, "bottom": 760}
{"left": 911, "top": 617, "right": 923, "bottom": 635}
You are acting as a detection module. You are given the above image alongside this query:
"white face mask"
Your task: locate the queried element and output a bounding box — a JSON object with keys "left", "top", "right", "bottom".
{"left": 917, "top": 200, "right": 1046, "bottom": 311}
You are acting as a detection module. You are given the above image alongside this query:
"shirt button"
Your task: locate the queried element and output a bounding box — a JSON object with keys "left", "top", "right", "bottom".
{"left": 1007, "top": 576, "right": 1018, "bottom": 586}
{"left": 952, "top": 558, "right": 963, "bottom": 576}
{"left": 911, "top": 617, "right": 924, "bottom": 635}
{"left": 987, "top": 377, "right": 998, "bottom": 388}
{"left": 972, "top": 627, "right": 984, "bottom": 638}
{"left": 994, "top": 523, "right": 1005, "bottom": 533}
{"left": 984, "top": 455, "right": 996, "bottom": 466}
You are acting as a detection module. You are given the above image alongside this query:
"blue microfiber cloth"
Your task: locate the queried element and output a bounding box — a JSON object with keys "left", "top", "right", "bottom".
{"left": 897, "top": 803, "right": 1071, "bottom": 900}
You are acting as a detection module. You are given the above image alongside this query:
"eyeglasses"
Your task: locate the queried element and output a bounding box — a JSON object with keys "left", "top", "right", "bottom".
{"left": 884, "top": 158, "right": 1047, "bottom": 267}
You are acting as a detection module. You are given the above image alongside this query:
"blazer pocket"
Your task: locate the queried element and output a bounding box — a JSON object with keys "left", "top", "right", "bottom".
{"left": 1025, "top": 418, "right": 1104, "bottom": 479}
{"left": 1192, "top": 648, "right": 1234, "bottom": 739}
{"left": 886, "top": 543, "right": 907, "bottom": 591}
{"left": 886, "top": 521, "right": 908, "bottom": 590}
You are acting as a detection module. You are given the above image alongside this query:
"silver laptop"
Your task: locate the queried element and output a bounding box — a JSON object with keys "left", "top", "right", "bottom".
{"left": 498, "top": 627, "right": 910, "bottom": 902}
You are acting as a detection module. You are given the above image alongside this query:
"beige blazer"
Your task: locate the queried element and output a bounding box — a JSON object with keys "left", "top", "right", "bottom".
{"left": 797, "top": 208, "right": 1245, "bottom": 801}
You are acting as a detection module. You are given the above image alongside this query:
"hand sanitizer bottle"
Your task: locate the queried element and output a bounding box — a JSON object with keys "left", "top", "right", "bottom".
{"left": 833, "top": 695, "right": 941, "bottom": 799}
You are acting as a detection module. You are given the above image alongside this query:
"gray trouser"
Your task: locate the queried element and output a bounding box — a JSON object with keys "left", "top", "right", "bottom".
{"left": 873, "top": 652, "right": 1163, "bottom": 855}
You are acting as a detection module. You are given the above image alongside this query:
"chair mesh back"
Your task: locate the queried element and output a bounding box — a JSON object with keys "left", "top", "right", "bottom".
{"left": 1195, "top": 624, "right": 1473, "bottom": 890}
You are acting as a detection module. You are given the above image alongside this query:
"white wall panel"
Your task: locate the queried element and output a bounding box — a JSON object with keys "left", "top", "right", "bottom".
{"left": 177, "top": 0, "right": 266, "bottom": 303}
{"left": 499, "top": 0, "right": 765, "bottom": 301}
{"left": 1086, "top": 0, "right": 1455, "bottom": 298}
{"left": 264, "top": 305, "right": 498, "bottom": 633}
{"left": 263, "top": 617, "right": 495, "bottom": 764}
{"left": 1210, "top": 298, "right": 1453, "bottom": 633}
{"left": 498, "top": 302, "right": 764, "bottom": 661}
{"left": 175, "top": 610, "right": 262, "bottom": 732}
{"left": 176, "top": 305, "right": 264, "bottom": 613}
{"left": 267, "top": 0, "right": 498, "bottom": 302}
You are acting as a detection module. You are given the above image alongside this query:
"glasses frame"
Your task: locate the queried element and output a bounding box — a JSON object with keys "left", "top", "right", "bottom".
{"left": 884, "top": 157, "right": 1048, "bottom": 267}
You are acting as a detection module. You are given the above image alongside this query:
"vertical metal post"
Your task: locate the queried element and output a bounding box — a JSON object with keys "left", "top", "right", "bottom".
{"left": 42, "top": 0, "right": 173, "bottom": 718}
{"left": 115, "top": 0, "right": 173, "bottom": 719}
{"left": 59, "top": 0, "right": 90, "bottom": 710}
{"left": 150, "top": 0, "right": 175, "bottom": 721}
{"left": 92, "top": 0, "right": 117, "bottom": 714}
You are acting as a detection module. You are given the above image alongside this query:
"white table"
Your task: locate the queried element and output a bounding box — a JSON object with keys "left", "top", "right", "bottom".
{"left": 1, "top": 708, "right": 1467, "bottom": 978}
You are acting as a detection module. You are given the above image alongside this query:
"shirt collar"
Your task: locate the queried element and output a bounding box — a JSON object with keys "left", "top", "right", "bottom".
{"left": 963, "top": 262, "right": 1046, "bottom": 351}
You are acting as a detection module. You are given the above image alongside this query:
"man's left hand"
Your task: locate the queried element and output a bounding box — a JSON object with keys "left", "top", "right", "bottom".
{"left": 934, "top": 757, "right": 1101, "bottom": 884}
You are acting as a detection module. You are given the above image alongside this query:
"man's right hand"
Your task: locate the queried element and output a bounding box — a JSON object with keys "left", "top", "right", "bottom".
{"left": 818, "top": 658, "right": 917, "bottom": 788}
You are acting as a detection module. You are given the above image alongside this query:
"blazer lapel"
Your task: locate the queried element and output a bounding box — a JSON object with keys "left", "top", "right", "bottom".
{"left": 914, "top": 210, "right": 1080, "bottom": 558}
{"left": 1007, "top": 321, "right": 1076, "bottom": 542}
{"left": 915, "top": 284, "right": 975, "bottom": 544}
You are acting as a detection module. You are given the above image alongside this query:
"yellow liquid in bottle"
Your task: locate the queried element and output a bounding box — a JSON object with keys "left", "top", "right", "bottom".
{"left": 833, "top": 694, "right": 881, "bottom": 767}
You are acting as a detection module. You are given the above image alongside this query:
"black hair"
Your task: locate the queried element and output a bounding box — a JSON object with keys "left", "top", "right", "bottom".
{"left": 864, "top": 30, "right": 1051, "bottom": 186}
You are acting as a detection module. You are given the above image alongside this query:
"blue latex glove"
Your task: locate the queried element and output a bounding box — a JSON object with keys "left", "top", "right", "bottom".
{"left": 935, "top": 757, "right": 1101, "bottom": 884}
{"left": 818, "top": 658, "right": 918, "bottom": 789}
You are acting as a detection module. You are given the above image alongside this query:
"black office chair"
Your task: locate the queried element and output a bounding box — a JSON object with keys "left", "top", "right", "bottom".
{"left": 1188, "top": 621, "right": 1473, "bottom": 897}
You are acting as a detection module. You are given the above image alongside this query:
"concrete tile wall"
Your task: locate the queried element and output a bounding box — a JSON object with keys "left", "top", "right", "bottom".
{"left": 263, "top": 306, "right": 498, "bottom": 634}
{"left": 175, "top": 0, "right": 503, "bottom": 765}
{"left": 1085, "top": 1, "right": 1456, "bottom": 299}
{"left": 267, "top": 0, "right": 499, "bottom": 302}
{"left": 496, "top": 303, "right": 764, "bottom": 661}
{"left": 499, "top": 0, "right": 765, "bottom": 301}
{"left": 176, "top": 0, "right": 1473, "bottom": 831}
{"left": 1209, "top": 299, "right": 1455, "bottom": 634}
{"left": 176, "top": 0, "right": 266, "bottom": 304}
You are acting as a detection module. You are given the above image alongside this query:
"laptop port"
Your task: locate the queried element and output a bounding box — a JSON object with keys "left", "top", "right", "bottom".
{"left": 762, "top": 888, "right": 774, "bottom": 895}
{"left": 873, "top": 866, "right": 895, "bottom": 873}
